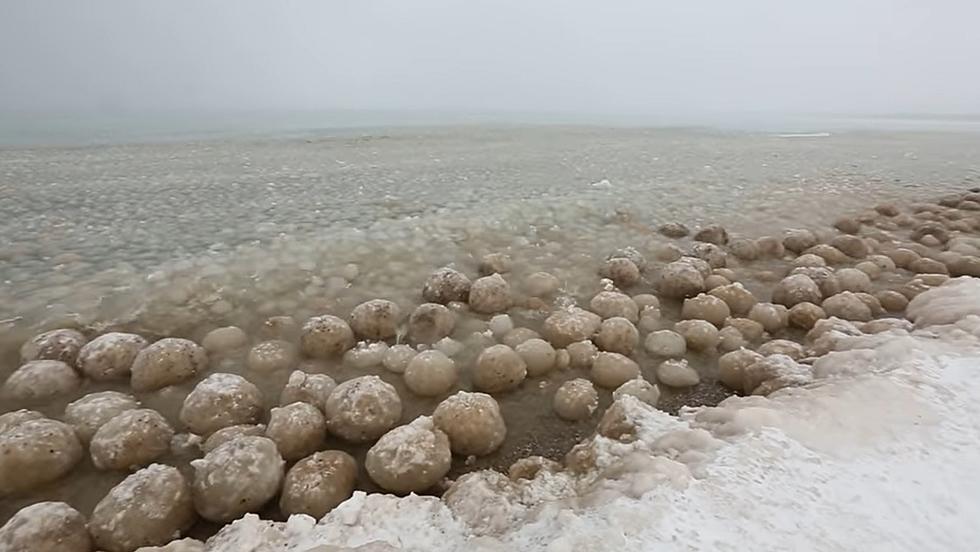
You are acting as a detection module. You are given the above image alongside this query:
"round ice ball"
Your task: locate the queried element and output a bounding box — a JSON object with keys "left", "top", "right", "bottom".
{"left": 279, "top": 370, "right": 336, "bottom": 410}
{"left": 382, "top": 344, "right": 416, "bottom": 374}
{"left": 835, "top": 268, "right": 873, "bottom": 293}
{"left": 90, "top": 409, "right": 173, "bottom": 471}
{"left": 300, "top": 315, "right": 356, "bottom": 358}
{"left": 180, "top": 373, "right": 264, "bottom": 436}
{"left": 2, "top": 360, "right": 80, "bottom": 404}
{"left": 748, "top": 303, "right": 789, "bottom": 333}
{"left": 599, "top": 257, "right": 641, "bottom": 288}
{"left": 757, "top": 339, "right": 805, "bottom": 360}
{"left": 644, "top": 330, "right": 686, "bottom": 357}
{"left": 772, "top": 274, "right": 823, "bottom": 308}
{"left": 501, "top": 327, "right": 540, "bottom": 349}
{"left": 201, "top": 326, "right": 247, "bottom": 355}
{"left": 674, "top": 319, "right": 719, "bottom": 351}
{"left": 324, "top": 376, "right": 402, "bottom": 443}
{"left": 718, "top": 349, "right": 764, "bottom": 390}
{"left": 591, "top": 352, "right": 641, "bottom": 389}
{"left": 20, "top": 328, "right": 86, "bottom": 366}
{"left": 408, "top": 303, "right": 456, "bottom": 344}
{"left": 717, "top": 326, "right": 748, "bottom": 352}
{"left": 201, "top": 424, "right": 266, "bottom": 454}
{"left": 593, "top": 317, "right": 639, "bottom": 355}
{"left": 589, "top": 291, "right": 639, "bottom": 322}
{"left": 681, "top": 293, "right": 731, "bottom": 327}
{"left": 656, "top": 358, "right": 700, "bottom": 388}
{"left": 708, "top": 283, "right": 757, "bottom": 316}
{"left": 77, "top": 332, "right": 148, "bottom": 381}
{"left": 613, "top": 377, "right": 660, "bottom": 407}
{"left": 515, "top": 338, "right": 557, "bottom": 376}
{"left": 433, "top": 391, "right": 507, "bottom": 456}
{"left": 783, "top": 229, "right": 818, "bottom": 253}
{"left": 657, "top": 260, "right": 705, "bottom": 298}
{"left": 542, "top": 308, "right": 602, "bottom": 347}
{"left": 788, "top": 302, "right": 826, "bottom": 329}
{"left": 191, "top": 436, "right": 284, "bottom": 522}
{"left": 468, "top": 274, "right": 513, "bottom": 314}
{"left": 366, "top": 416, "right": 451, "bottom": 493}
{"left": 473, "top": 344, "right": 527, "bottom": 393}
{"left": 553, "top": 378, "right": 599, "bottom": 421}
{"left": 265, "top": 401, "right": 327, "bottom": 461}
{"left": 822, "top": 292, "right": 873, "bottom": 321}
{"left": 567, "top": 340, "right": 598, "bottom": 369}
{"left": 524, "top": 272, "right": 561, "bottom": 297}
{"left": 422, "top": 267, "right": 472, "bottom": 304}
{"left": 349, "top": 299, "right": 401, "bottom": 340}
{"left": 246, "top": 340, "right": 297, "bottom": 373}
{"left": 63, "top": 391, "right": 140, "bottom": 444}
{"left": 404, "top": 350, "right": 458, "bottom": 397}
{"left": 344, "top": 341, "right": 389, "bottom": 369}
{"left": 280, "top": 450, "right": 358, "bottom": 518}
{"left": 876, "top": 290, "right": 909, "bottom": 313}
{"left": 0, "top": 415, "right": 82, "bottom": 496}
{"left": 0, "top": 501, "right": 91, "bottom": 552}
{"left": 726, "top": 317, "right": 765, "bottom": 342}
{"left": 131, "top": 338, "right": 208, "bottom": 392}
{"left": 89, "top": 464, "right": 196, "bottom": 552}
{"left": 479, "top": 253, "right": 513, "bottom": 275}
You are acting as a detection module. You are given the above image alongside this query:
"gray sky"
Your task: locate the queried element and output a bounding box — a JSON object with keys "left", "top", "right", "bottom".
{"left": 1, "top": 0, "right": 978, "bottom": 115}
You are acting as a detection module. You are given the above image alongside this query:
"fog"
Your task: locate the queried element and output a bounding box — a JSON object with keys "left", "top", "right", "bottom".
{"left": 1, "top": 0, "right": 978, "bottom": 116}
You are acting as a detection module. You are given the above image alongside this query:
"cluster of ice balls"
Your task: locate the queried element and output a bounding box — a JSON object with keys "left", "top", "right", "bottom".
{"left": 5, "top": 190, "right": 980, "bottom": 549}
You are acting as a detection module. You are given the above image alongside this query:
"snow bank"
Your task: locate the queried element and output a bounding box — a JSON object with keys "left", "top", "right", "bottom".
{"left": 205, "top": 278, "right": 980, "bottom": 552}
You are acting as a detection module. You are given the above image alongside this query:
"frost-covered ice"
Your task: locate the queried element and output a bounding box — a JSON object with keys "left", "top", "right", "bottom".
{"left": 205, "top": 279, "right": 980, "bottom": 551}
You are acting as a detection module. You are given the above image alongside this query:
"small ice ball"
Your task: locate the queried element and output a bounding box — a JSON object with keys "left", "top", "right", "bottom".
{"left": 191, "top": 436, "right": 284, "bottom": 522}
{"left": 365, "top": 416, "right": 451, "bottom": 494}
{"left": 344, "top": 341, "right": 389, "bottom": 369}
{"left": 300, "top": 315, "right": 356, "bottom": 358}
{"left": 280, "top": 450, "right": 357, "bottom": 518}
{"left": 479, "top": 253, "right": 513, "bottom": 275}
{"left": 591, "top": 352, "right": 641, "bottom": 389}
{"left": 718, "top": 349, "right": 764, "bottom": 390}
{"left": 247, "top": 340, "right": 298, "bottom": 373}
{"left": 553, "top": 378, "right": 598, "bottom": 421}
{"left": 265, "top": 402, "right": 327, "bottom": 461}
{"left": 613, "top": 377, "right": 660, "bottom": 407}
{"left": 20, "top": 328, "right": 86, "bottom": 366}
{"left": 717, "top": 326, "right": 748, "bottom": 353}
{"left": 566, "top": 340, "right": 598, "bottom": 369}
{"left": 180, "top": 373, "right": 264, "bottom": 436}
{"left": 433, "top": 391, "right": 507, "bottom": 456}
{"left": 501, "top": 327, "right": 540, "bottom": 348}
{"left": 593, "top": 317, "right": 639, "bottom": 355}
{"left": 382, "top": 344, "right": 416, "bottom": 373}
{"left": 404, "top": 350, "right": 458, "bottom": 397}
{"left": 201, "top": 424, "right": 266, "bottom": 454}
{"left": 131, "top": 338, "right": 208, "bottom": 392}
{"left": 835, "top": 267, "right": 873, "bottom": 293}
{"left": 473, "top": 344, "right": 527, "bottom": 393}
{"left": 542, "top": 308, "right": 602, "bottom": 347}
{"left": 2, "top": 360, "right": 80, "bottom": 404}
{"left": 280, "top": 370, "right": 336, "bottom": 410}
{"left": 90, "top": 409, "right": 174, "bottom": 471}
{"left": 793, "top": 253, "right": 827, "bottom": 268}
{"left": 488, "top": 314, "right": 515, "bottom": 339}
{"left": 822, "top": 292, "right": 872, "bottom": 322}
{"left": 748, "top": 303, "right": 789, "bottom": 333}
{"left": 201, "top": 326, "right": 247, "bottom": 355}
{"left": 656, "top": 358, "right": 700, "bottom": 388}
{"left": 783, "top": 229, "right": 818, "bottom": 253}
{"left": 725, "top": 317, "right": 765, "bottom": 342}
{"left": 674, "top": 319, "right": 719, "bottom": 351}
{"left": 77, "top": 332, "right": 148, "bottom": 380}
{"left": 876, "top": 290, "right": 909, "bottom": 312}
{"left": 0, "top": 501, "right": 91, "bottom": 552}
{"left": 757, "top": 339, "right": 805, "bottom": 360}
{"left": 524, "top": 272, "right": 561, "bottom": 297}
{"left": 349, "top": 299, "right": 401, "bottom": 340}
{"left": 0, "top": 415, "right": 82, "bottom": 496}
{"left": 89, "top": 464, "right": 196, "bottom": 552}
{"left": 63, "top": 391, "right": 140, "bottom": 443}
{"left": 638, "top": 305, "right": 662, "bottom": 333}
{"left": 324, "top": 376, "right": 402, "bottom": 443}
{"left": 772, "top": 274, "right": 823, "bottom": 308}
{"left": 589, "top": 291, "right": 639, "bottom": 322}
{"left": 599, "top": 257, "right": 641, "bottom": 288}
{"left": 422, "top": 267, "right": 472, "bottom": 304}
{"left": 657, "top": 260, "right": 706, "bottom": 299}
{"left": 681, "top": 294, "right": 731, "bottom": 327}
{"left": 644, "top": 329, "right": 686, "bottom": 357}
{"left": 515, "top": 338, "right": 558, "bottom": 376}
{"left": 408, "top": 303, "right": 456, "bottom": 344}
{"left": 632, "top": 294, "right": 660, "bottom": 310}
{"left": 468, "top": 274, "right": 513, "bottom": 314}
{"left": 788, "top": 302, "right": 826, "bottom": 329}
{"left": 433, "top": 336, "right": 464, "bottom": 357}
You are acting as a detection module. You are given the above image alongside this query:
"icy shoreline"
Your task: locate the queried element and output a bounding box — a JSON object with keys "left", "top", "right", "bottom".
{"left": 197, "top": 279, "right": 980, "bottom": 552}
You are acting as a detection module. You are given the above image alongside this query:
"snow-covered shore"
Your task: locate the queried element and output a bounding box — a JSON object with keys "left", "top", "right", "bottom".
{"left": 196, "top": 278, "right": 980, "bottom": 552}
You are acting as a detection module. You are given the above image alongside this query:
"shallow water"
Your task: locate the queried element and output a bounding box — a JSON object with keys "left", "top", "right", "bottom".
{"left": 1, "top": 126, "right": 979, "bottom": 531}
